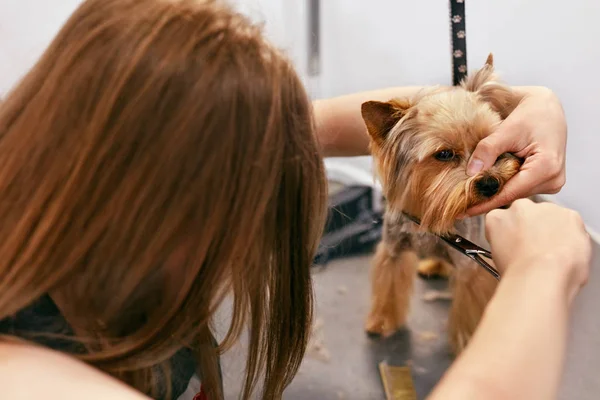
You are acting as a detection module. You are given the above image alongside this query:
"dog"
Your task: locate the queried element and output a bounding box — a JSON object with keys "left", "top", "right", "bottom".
{"left": 361, "top": 54, "right": 523, "bottom": 353}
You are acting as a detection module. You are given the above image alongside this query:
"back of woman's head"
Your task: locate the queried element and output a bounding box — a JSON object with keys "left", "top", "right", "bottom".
{"left": 0, "top": 0, "right": 327, "bottom": 398}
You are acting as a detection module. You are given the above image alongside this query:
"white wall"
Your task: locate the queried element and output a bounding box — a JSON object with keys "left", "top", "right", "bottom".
{"left": 466, "top": 1, "right": 600, "bottom": 232}
{"left": 303, "top": 0, "right": 600, "bottom": 232}
{"left": 0, "top": 0, "right": 83, "bottom": 96}
{"left": 314, "top": 0, "right": 454, "bottom": 209}
{"left": 230, "top": 0, "right": 320, "bottom": 98}
{"left": 0, "top": 0, "right": 298, "bottom": 95}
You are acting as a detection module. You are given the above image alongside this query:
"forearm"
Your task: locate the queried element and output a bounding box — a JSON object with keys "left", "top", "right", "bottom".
{"left": 313, "top": 86, "right": 423, "bottom": 157}
{"left": 312, "top": 85, "right": 554, "bottom": 158}
{"left": 512, "top": 85, "right": 555, "bottom": 98}
{"left": 0, "top": 343, "right": 149, "bottom": 400}
{"left": 429, "top": 257, "right": 571, "bottom": 400}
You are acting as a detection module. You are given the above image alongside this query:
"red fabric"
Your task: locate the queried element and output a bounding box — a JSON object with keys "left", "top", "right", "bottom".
{"left": 193, "top": 385, "right": 208, "bottom": 400}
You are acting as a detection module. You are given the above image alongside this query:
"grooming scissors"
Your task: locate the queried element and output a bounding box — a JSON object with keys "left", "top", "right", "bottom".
{"left": 403, "top": 213, "right": 500, "bottom": 280}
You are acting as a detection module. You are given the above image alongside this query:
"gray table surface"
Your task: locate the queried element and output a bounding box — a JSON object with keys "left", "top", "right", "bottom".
{"left": 215, "top": 239, "right": 600, "bottom": 400}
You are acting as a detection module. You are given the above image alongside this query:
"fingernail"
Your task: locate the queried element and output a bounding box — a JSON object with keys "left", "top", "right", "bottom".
{"left": 456, "top": 213, "right": 467, "bottom": 220}
{"left": 467, "top": 158, "right": 484, "bottom": 176}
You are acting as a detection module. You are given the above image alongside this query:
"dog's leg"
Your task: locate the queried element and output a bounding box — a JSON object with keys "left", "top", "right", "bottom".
{"left": 365, "top": 216, "right": 417, "bottom": 337}
{"left": 448, "top": 264, "right": 498, "bottom": 353}
{"left": 365, "top": 243, "right": 417, "bottom": 336}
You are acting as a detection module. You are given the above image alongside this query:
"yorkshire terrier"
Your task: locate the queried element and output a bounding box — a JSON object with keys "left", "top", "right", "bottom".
{"left": 361, "top": 54, "right": 523, "bottom": 353}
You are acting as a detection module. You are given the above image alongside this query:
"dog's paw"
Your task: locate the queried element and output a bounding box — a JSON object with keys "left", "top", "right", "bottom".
{"left": 365, "top": 315, "right": 405, "bottom": 338}
{"left": 417, "top": 258, "right": 453, "bottom": 279}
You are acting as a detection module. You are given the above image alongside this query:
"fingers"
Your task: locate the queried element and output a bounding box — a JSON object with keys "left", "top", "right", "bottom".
{"left": 484, "top": 198, "right": 534, "bottom": 245}
{"left": 484, "top": 208, "right": 504, "bottom": 243}
{"left": 466, "top": 122, "right": 522, "bottom": 176}
{"left": 484, "top": 197, "right": 591, "bottom": 299}
{"left": 466, "top": 153, "right": 566, "bottom": 217}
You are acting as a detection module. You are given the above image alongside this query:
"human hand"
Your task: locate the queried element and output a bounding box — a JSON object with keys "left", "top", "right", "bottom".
{"left": 485, "top": 199, "right": 591, "bottom": 302}
{"left": 466, "top": 87, "right": 567, "bottom": 216}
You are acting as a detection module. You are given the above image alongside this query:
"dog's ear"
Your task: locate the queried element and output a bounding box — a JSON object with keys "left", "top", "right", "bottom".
{"left": 462, "top": 53, "right": 523, "bottom": 119}
{"left": 361, "top": 99, "right": 410, "bottom": 145}
{"left": 462, "top": 53, "right": 496, "bottom": 92}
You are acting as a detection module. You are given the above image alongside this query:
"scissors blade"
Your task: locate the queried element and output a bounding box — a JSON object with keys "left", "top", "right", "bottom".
{"left": 402, "top": 213, "right": 500, "bottom": 280}
{"left": 469, "top": 254, "right": 501, "bottom": 280}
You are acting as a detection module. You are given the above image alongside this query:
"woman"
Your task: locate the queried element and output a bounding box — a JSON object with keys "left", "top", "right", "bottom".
{"left": 0, "top": 1, "right": 325, "bottom": 398}
{"left": 0, "top": 0, "right": 587, "bottom": 399}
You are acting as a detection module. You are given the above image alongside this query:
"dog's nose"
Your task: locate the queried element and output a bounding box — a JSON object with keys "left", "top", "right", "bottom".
{"left": 475, "top": 176, "right": 500, "bottom": 198}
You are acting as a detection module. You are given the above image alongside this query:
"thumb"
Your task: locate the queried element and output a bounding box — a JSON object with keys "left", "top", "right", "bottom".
{"left": 467, "top": 127, "right": 518, "bottom": 176}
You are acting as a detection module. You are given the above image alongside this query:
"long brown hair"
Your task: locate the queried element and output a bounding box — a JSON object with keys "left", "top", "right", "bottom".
{"left": 0, "top": 0, "right": 327, "bottom": 398}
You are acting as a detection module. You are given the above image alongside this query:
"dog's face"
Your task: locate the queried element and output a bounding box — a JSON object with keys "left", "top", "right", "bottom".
{"left": 362, "top": 54, "right": 523, "bottom": 234}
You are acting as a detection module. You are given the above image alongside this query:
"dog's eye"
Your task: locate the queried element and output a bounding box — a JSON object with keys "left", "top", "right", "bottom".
{"left": 434, "top": 150, "right": 456, "bottom": 161}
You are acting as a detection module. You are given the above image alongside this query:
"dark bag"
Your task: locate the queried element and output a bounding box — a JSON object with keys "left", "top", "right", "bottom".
{"left": 313, "top": 185, "right": 382, "bottom": 267}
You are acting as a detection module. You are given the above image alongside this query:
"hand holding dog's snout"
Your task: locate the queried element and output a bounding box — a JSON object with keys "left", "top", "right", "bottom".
{"left": 466, "top": 87, "right": 567, "bottom": 216}
{"left": 485, "top": 199, "right": 591, "bottom": 304}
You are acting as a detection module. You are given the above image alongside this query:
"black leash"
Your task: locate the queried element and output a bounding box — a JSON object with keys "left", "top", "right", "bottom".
{"left": 449, "top": 0, "right": 467, "bottom": 86}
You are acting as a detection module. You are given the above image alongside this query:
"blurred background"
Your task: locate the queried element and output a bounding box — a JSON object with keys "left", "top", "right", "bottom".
{"left": 1, "top": 0, "right": 599, "bottom": 234}
{"left": 2, "top": 1, "right": 600, "bottom": 399}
